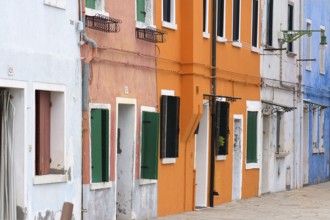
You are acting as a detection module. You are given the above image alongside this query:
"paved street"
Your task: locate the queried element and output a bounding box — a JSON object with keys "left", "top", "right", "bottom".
{"left": 157, "top": 182, "right": 330, "bottom": 220}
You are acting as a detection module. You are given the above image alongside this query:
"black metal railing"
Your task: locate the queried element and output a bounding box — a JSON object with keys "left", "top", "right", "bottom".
{"left": 136, "top": 27, "right": 166, "bottom": 43}
{"left": 86, "top": 14, "right": 122, "bottom": 33}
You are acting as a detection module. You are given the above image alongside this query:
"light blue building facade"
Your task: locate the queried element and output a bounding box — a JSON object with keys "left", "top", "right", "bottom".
{"left": 303, "top": 0, "right": 330, "bottom": 185}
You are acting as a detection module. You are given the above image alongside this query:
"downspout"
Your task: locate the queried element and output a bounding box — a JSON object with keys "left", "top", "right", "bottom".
{"left": 209, "top": 0, "right": 217, "bottom": 208}
{"left": 79, "top": 0, "right": 97, "bottom": 218}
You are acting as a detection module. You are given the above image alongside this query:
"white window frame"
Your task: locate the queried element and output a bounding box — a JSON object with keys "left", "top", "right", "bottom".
{"left": 44, "top": 0, "right": 66, "bottom": 9}
{"left": 287, "top": 2, "right": 295, "bottom": 53}
{"left": 162, "top": 0, "right": 177, "bottom": 30}
{"left": 312, "top": 105, "right": 319, "bottom": 153}
{"left": 136, "top": 0, "right": 155, "bottom": 28}
{"left": 251, "top": 0, "right": 260, "bottom": 52}
{"left": 203, "top": 0, "right": 210, "bottom": 38}
{"left": 319, "top": 25, "right": 326, "bottom": 74}
{"left": 89, "top": 103, "right": 112, "bottom": 190}
{"left": 216, "top": 0, "right": 227, "bottom": 42}
{"left": 160, "top": 89, "right": 177, "bottom": 164}
{"left": 245, "top": 101, "right": 261, "bottom": 170}
{"left": 85, "top": 0, "right": 109, "bottom": 16}
{"left": 231, "top": 0, "right": 242, "bottom": 48}
{"left": 306, "top": 19, "right": 312, "bottom": 71}
{"left": 33, "top": 83, "right": 67, "bottom": 185}
{"left": 319, "top": 108, "right": 325, "bottom": 153}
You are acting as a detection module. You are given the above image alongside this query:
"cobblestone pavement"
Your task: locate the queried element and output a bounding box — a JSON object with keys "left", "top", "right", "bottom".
{"left": 156, "top": 182, "right": 330, "bottom": 220}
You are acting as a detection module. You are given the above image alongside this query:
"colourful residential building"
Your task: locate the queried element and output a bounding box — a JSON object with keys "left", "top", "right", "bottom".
{"left": 156, "top": 0, "right": 261, "bottom": 216}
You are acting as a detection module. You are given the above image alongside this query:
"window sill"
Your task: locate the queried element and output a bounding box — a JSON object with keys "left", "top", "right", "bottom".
{"left": 287, "top": 51, "right": 297, "bottom": 57}
{"left": 232, "top": 41, "right": 242, "bottom": 48}
{"left": 90, "top": 181, "right": 112, "bottom": 190}
{"left": 216, "top": 36, "right": 227, "bottom": 43}
{"left": 162, "top": 21, "right": 177, "bottom": 30}
{"left": 162, "top": 158, "right": 176, "bottom": 164}
{"left": 85, "top": 8, "right": 109, "bottom": 17}
{"left": 251, "top": 47, "right": 260, "bottom": 53}
{"left": 44, "top": 0, "right": 66, "bottom": 9}
{"left": 136, "top": 21, "right": 155, "bottom": 29}
{"left": 33, "top": 174, "right": 68, "bottom": 185}
{"left": 275, "top": 151, "right": 290, "bottom": 159}
{"left": 306, "top": 66, "right": 312, "bottom": 72}
{"left": 312, "top": 147, "right": 319, "bottom": 154}
{"left": 216, "top": 155, "right": 226, "bottom": 161}
{"left": 246, "top": 162, "right": 259, "bottom": 170}
{"left": 139, "top": 179, "right": 157, "bottom": 185}
{"left": 203, "top": 32, "right": 210, "bottom": 39}
{"left": 320, "top": 71, "right": 325, "bottom": 75}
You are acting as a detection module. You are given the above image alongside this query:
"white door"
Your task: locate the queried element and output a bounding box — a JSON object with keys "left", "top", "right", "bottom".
{"left": 232, "top": 116, "right": 243, "bottom": 200}
{"left": 195, "top": 103, "right": 209, "bottom": 208}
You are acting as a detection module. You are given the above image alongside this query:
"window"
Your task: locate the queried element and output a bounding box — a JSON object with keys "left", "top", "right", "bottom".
{"left": 85, "top": 0, "right": 107, "bottom": 16}
{"left": 215, "top": 101, "right": 230, "bottom": 155}
{"left": 136, "top": 0, "right": 154, "bottom": 27}
{"left": 90, "top": 108, "right": 110, "bottom": 183}
{"left": 141, "top": 111, "right": 160, "bottom": 179}
{"left": 251, "top": 0, "right": 259, "bottom": 48}
{"left": 306, "top": 20, "right": 312, "bottom": 70}
{"left": 266, "top": 0, "right": 273, "bottom": 46}
{"left": 217, "top": 0, "right": 225, "bottom": 39}
{"left": 320, "top": 26, "right": 326, "bottom": 74}
{"left": 275, "top": 112, "right": 282, "bottom": 153}
{"left": 35, "top": 90, "right": 64, "bottom": 176}
{"left": 203, "top": 0, "right": 210, "bottom": 37}
{"left": 312, "top": 105, "right": 318, "bottom": 153}
{"left": 162, "top": 0, "right": 177, "bottom": 29}
{"left": 232, "top": 0, "right": 240, "bottom": 41}
{"left": 246, "top": 111, "right": 257, "bottom": 163}
{"left": 160, "top": 95, "right": 180, "bottom": 158}
{"left": 287, "top": 4, "right": 294, "bottom": 52}
{"left": 319, "top": 108, "right": 325, "bottom": 153}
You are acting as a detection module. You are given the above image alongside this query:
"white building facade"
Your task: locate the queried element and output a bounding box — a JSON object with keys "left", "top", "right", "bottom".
{"left": 0, "top": 0, "right": 82, "bottom": 219}
{"left": 260, "top": 0, "right": 304, "bottom": 194}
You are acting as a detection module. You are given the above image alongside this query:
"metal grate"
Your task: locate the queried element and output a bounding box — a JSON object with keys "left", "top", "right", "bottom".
{"left": 86, "top": 14, "right": 122, "bottom": 33}
{"left": 136, "top": 27, "right": 167, "bottom": 43}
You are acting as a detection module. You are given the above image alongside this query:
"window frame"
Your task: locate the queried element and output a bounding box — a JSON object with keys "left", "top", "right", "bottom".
{"left": 203, "top": 0, "right": 210, "bottom": 38}
{"left": 89, "top": 103, "right": 112, "bottom": 190}
{"left": 162, "top": 0, "right": 177, "bottom": 30}
{"left": 160, "top": 91, "right": 180, "bottom": 164}
{"left": 245, "top": 101, "right": 261, "bottom": 170}
{"left": 319, "top": 107, "right": 325, "bottom": 153}
{"left": 319, "top": 25, "right": 326, "bottom": 74}
{"left": 216, "top": 0, "right": 226, "bottom": 42}
{"left": 266, "top": 0, "right": 273, "bottom": 47}
{"left": 312, "top": 105, "right": 319, "bottom": 153}
{"left": 306, "top": 19, "right": 312, "bottom": 71}
{"left": 251, "top": 0, "right": 259, "bottom": 49}
{"left": 232, "top": 0, "right": 241, "bottom": 42}
{"left": 140, "top": 106, "right": 159, "bottom": 182}
{"left": 44, "top": 0, "right": 66, "bottom": 9}
{"left": 33, "top": 83, "right": 67, "bottom": 185}
{"left": 85, "top": 0, "right": 108, "bottom": 16}
{"left": 136, "top": 0, "right": 155, "bottom": 28}
{"left": 287, "top": 3, "right": 294, "bottom": 53}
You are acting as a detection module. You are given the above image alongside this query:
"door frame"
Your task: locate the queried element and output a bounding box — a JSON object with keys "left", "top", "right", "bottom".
{"left": 232, "top": 114, "right": 243, "bottom": 200}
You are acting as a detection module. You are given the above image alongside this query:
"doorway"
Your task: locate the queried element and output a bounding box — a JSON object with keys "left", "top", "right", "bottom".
{"left": 232, "top": 115, "right": 243, "bottom": 200}
{"left": 195, "top": 102, "right": 209, "bottom": 208}
{"left": 116, "top": 100, "right": 136, "bottom": 220}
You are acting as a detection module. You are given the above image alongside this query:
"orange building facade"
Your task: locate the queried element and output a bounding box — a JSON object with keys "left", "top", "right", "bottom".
{"left": 156, "top": 0, "right": 261, "bottom": 216}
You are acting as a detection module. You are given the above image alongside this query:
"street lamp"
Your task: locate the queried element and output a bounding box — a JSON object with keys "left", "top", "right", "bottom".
{"left": 280, "top": 29, "right": 327, "bottom": 46}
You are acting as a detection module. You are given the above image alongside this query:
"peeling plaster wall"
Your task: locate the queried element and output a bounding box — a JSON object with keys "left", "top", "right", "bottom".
{"left": 260, "top": 0, "right": 303, "bottom": 193}
{"left": 0, "top": 1, "right": 82, "bottom": 219}
{"left": 303, "top": 0, "right": 330, "bottom": 185}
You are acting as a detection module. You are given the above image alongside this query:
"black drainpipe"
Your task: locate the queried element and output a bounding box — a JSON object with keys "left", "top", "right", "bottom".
{"left": 209, "top": 0, "right": 217, "bottom": 208}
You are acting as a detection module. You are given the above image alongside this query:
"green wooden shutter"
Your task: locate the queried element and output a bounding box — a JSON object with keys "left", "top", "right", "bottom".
{"left": 247, "top": 111, "right": 257, "bottom": 163}
{"left": 141, "top": 111, "right": 159, "bottom": 179}
{"left": 216, "top": 102, "right": 230, "bottom": 155}
{"left": 91, "top": 109, "right": 109, "bottom": 183}
{"left": 137, "top": 0, "right": 146, "bottom": 22}
{"left": 86, "top": 0, "right": 95, "bottom": 9}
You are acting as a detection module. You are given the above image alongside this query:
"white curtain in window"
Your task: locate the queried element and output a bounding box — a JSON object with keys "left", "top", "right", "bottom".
{"left": 0, "top": 90, "right": 16, "bottom": 220}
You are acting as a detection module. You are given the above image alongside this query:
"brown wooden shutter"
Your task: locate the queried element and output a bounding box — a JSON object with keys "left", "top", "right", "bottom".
{"left": 35, "top": 91, "right": 51, "bottom": 175}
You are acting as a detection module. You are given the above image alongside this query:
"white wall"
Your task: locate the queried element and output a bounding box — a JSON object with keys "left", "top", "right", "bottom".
{"left": 0, "top": 0, "right": 82, "bottom": 219}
